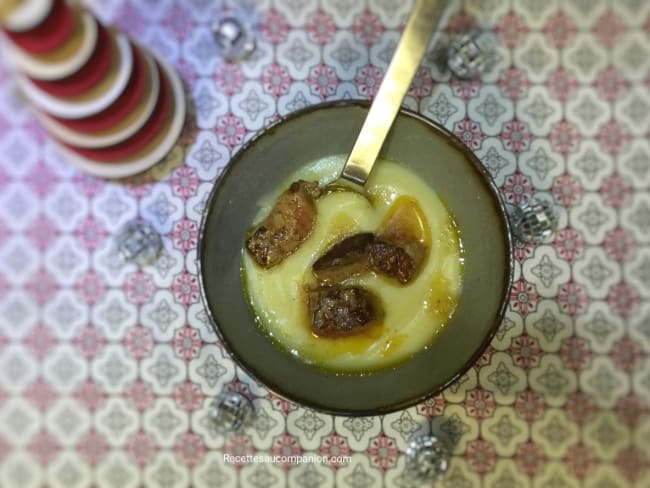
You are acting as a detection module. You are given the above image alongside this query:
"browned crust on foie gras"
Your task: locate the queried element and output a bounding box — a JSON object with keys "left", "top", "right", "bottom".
{"left": 246, "top": 180, "right": 321, "bottom": 268}
{"left": 308, "top": 284, "right": 383, "bottom": 338}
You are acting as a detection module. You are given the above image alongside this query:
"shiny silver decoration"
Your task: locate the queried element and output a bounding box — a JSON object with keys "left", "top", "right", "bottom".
{"left": 405, "top": 435, "right": 450, "bottom": 483}
{"left": 212, "top": 11, "right": 256, "bottom": 62}
{"left": 511, "top": 197, "right": 559, "bottom": 243}
{"left": 114, "top": 219, "right": 162, "bottom": 266}
{"left": 209, "top": 391, "right": 254, "bottom": 434}
{"left": 446, "top": 28, "right": 497, "bottom": 79}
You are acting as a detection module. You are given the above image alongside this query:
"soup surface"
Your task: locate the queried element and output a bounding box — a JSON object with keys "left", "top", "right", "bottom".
{"left": 242, "top": 156, "right": 464, "bottom": 372}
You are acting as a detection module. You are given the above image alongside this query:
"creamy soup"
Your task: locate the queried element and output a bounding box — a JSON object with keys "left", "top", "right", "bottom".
{"left": 242, "top": 156, "right": 464, "bottom": 373}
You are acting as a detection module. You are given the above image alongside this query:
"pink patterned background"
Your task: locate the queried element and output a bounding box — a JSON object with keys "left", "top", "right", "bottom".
{"left": 0, "top": 0, "right": 649, "bottom": 486}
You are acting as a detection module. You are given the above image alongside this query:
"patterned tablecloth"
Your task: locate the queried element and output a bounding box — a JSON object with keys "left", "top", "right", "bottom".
{"left": 1, "top": 0, "right": 649, "bottom": 486}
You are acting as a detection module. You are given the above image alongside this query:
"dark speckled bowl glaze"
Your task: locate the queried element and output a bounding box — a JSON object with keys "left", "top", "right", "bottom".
{"left": 198, "top": 101, "right": 513, "bottom": 415}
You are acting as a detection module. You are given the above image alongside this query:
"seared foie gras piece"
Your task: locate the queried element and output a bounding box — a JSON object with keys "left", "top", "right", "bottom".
{"left": 308, "top": 285, "right": 383, "bottom": 338}
{"left": 312, "top": 232, "right": 374, "bottom": 284}
{"left": 246, "top": 180, "right": 321, "bottom": 268}
{"left": 368, "top": 238, "right": 426, "bottom": 284}
{"left": 370, "top": 196, "right": 429, "bottom": 283}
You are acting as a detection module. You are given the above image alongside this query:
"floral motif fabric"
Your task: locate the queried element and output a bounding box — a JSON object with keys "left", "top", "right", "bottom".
{"left": 0, "top": 0, "right": 649, "bottom": 486}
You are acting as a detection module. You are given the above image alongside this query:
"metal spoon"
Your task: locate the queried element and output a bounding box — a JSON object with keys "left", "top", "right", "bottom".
{"left": 340, "top": 0, "right": 447, "bottom": 187}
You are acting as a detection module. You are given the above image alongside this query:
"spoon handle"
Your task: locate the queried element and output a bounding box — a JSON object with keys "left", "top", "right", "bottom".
{"left": 341, "top": 0, "right": 447, "bottom": 186}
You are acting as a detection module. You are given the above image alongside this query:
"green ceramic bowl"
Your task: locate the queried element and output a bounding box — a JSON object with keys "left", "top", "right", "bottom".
{"left": 198, "top": 101, "right": 512, "bottom": 415}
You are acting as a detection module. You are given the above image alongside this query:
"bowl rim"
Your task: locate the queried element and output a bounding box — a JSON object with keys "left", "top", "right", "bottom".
{"left": 197, "top": 99, "right": 514, "bottom": 416}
